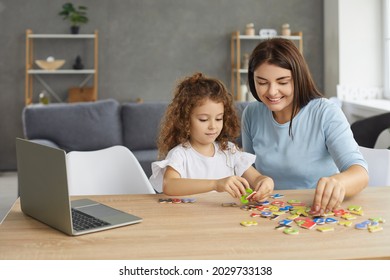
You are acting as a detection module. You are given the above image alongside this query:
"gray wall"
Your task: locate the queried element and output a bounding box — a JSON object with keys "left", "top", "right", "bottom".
{"left": 0, "top": 0, "right": 324, "bottom": 171}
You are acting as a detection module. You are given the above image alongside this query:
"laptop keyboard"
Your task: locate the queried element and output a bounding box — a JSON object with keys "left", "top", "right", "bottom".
{"left": 71, "top": 208, "right": 111, "bottom": 231}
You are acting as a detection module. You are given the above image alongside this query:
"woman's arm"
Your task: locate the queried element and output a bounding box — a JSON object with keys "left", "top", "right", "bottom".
{"left": 162, "top": 166, "right": 249, "bottom": 198}
{"left": 311, "top": 101, "right": 369, "bottom": 213}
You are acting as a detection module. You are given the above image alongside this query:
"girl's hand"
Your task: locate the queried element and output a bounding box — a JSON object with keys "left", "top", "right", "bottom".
{"left": 251, "top": 176, "right": 274, "bottom": 202}
{"left": 311, "top": 177, "right": 346, "bottom": 215}
{"left": 215, "top": 176, "right": 249, "bottom": 198}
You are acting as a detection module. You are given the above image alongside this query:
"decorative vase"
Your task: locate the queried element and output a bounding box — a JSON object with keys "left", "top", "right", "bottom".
{"left": 73, "top": 55, "right": 84, "bottom": 70}
{"left": 281, "top": 23, "right": 291, "bottom": 36}
{"left": 39, "top": 91, "right": 50, "bottom": 105}
{"left": 242, "top": 53, "right": 250, "bottom": 70}
{"left": 70, "top": 26, "right": 80, "bottom": 34}
{"left": 240, "top": 84, "right": 248, "bottom": 102}
{"left": 245, "top": 23, "right": 255, "bottom": 36}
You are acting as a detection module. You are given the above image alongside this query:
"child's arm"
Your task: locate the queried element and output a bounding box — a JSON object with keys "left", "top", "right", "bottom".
{"left": 162, "top": 166, "right": 249, "bottom": 198}
{"left": 242, "top": 166, "right": 274, "bottom": 201}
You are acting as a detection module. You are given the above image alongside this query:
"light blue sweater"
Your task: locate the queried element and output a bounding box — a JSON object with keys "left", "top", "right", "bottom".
{"left": 241, "top": 98, "right": 368, "bottom": 190}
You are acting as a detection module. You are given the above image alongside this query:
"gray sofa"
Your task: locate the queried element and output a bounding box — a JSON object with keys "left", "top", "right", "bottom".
{"left": 22, "top": 99, "right": 249, "bottom": 178}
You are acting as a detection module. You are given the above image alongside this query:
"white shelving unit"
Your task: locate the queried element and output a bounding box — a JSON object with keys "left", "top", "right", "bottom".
{"left": 27, "top": 70, "right": 95, "bottom": 74}
{"left": 27, "top": 34, "right": 96, "bottom": 39}
{"left": 230, "top": 31, "right": 303, "bottom": 100}
{"left": 25, "top": 29, "right": 98, "bottom": 105}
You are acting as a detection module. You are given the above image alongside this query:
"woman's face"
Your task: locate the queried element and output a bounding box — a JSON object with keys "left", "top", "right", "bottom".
{"left": 253, "top": 62, "right": 294, "bottom": 123}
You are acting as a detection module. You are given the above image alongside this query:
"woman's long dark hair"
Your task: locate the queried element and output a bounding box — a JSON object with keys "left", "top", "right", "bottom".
{"left": 248, "top": 38, "right": 323, "bottom": 136}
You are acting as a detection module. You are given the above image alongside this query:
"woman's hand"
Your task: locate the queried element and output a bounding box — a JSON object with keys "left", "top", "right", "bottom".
{"left": 311, "top": 177, "right": 346, "bottom": 215}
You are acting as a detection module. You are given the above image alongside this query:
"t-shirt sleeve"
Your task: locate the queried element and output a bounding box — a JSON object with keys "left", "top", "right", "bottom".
{"left": 229, "top": 143, "right": 256, "bottom": 176}
{"left": 324, "top": 103, "right": 368, "bottom": 172}
{"left": 149, "top": 147, "right": 186, "bottom": 193}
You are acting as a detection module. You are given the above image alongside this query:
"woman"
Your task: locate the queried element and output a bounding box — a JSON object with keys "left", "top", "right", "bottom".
{"left": 241, "top": 38, "right": 368, "bottom": 215}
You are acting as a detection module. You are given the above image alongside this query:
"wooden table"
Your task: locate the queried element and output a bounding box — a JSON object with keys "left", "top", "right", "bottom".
{"left": 0, "top": 187, "right": 389, "bottom": 260}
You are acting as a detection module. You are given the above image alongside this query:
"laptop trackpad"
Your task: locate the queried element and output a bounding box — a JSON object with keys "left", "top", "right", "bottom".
{"left": 82, "top": 204, "right": 123, "bottom": 217}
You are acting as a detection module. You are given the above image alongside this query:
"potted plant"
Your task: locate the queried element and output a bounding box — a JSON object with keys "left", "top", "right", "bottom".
{"left": 59, "top": 2, "right": 88, "bottom": 34}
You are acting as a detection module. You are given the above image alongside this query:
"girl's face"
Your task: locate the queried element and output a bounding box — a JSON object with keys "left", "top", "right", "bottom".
{"left": 253, "top": 62, "right": 294, "bottom": 123}
{"left": 189, "top": 98, "right": 224, "bottom": 149}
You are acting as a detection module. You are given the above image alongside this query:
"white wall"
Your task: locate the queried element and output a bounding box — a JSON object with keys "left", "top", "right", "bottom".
{"left": 324, "top": 0, "right": 339, "bottom": 96}
{"left": 324, "top": 0, "right": 382, "bottom": 97}
{"left": 384, "top": 0, "right": 390, "bottom": 97}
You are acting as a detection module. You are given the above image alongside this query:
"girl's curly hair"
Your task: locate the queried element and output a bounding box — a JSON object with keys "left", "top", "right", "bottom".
{"left": 157, "top": 72, "right": 240, "bottom": 159}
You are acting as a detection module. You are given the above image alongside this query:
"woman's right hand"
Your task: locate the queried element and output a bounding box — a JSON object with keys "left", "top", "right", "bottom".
{"left": 215, "top": 176, "right": 249, "bottom": 198}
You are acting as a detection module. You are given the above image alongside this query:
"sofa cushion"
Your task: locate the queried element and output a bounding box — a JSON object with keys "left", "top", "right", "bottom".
{"left": 122, "top": 102, "right": 168, "bottom": 151}
{"left": 23, "top": 99, "right": 122, "bottom": 152}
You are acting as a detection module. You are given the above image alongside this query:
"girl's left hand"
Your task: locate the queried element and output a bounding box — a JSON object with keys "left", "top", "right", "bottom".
{"left": 311, "top": 177, "right": 346, "bottom": 215}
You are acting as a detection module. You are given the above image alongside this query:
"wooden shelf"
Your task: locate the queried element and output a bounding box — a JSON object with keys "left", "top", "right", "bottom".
{"left": 27, "top": 34, "right": 96, "bottom": 39}
{"left": 27, "top": 69, "right": 95, "bottom": 74}
{"left": 232, "top": 34, "right": 302, "bottom": 40}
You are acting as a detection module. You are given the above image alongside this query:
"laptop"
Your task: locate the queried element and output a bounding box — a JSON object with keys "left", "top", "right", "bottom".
{"left": 15, "top": 138, "right": 142, "bottom": 236}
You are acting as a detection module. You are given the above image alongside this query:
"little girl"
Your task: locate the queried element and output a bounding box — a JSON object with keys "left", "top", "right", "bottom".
{"left": 149, "top": 73, "right": 274, "bottom": 201}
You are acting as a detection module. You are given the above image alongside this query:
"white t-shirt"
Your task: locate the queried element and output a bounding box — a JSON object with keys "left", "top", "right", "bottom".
{"left": 149, "top": 142, "right": 256, "bottom": 193}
